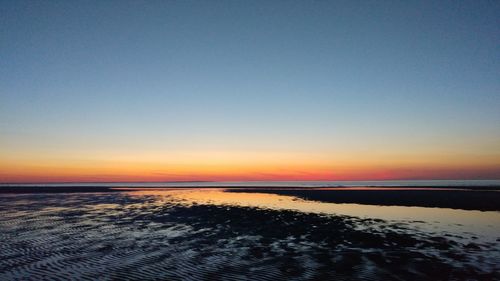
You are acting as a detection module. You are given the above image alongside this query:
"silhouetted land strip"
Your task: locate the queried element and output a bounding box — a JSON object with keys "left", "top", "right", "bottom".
{"left": 230, "top": 189, "right": 500, "bottom": 211}
{"left": 1, "top": 185, "right": 499, "bottom": 211}
{"left": 0, "top": 186, "right": 119, "bottom": 193}
{"left": 1, "top": 185, "right": 499, "bottom": 193}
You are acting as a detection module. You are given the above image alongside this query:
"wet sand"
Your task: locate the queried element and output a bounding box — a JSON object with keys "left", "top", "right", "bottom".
{"left": 229, "top": 188, "right": 500, "bottom": 211}
{"left": 0, "top": 190, "right": 498, "bottom": 280}
{"left": 2, "top": 185, "right": 499, "bottom": 211}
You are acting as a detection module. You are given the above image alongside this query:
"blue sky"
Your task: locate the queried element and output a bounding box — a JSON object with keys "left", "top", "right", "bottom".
{"left": 1, "top": 1, "right": 499, "bottom": 181}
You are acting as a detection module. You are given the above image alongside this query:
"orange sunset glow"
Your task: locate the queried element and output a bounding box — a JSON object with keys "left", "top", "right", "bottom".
{"left": 2, "top": 2, "right": 500, "bottom": 281}
{"left": 1, "top": 148, "right": 499, "bottom": 183}
{"left": 1, "top": 0, "right": 499, "bottom": 184}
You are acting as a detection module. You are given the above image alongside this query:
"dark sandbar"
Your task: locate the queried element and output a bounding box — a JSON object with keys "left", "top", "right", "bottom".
{"left": 229, "top": 188, "right": 500, "bottom": 211}
{"left": 1, "top": 185, "right": 499, "bottom": 211}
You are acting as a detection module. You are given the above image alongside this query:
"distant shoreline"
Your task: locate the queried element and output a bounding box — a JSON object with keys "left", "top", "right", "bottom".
{"left": 1, "top": 185, "right": 500, "bottom": 193}
{"left": 0, "top": 185, "right": 499, "bottom": 211}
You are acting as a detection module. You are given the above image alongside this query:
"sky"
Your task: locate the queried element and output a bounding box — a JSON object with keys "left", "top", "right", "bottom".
{"left": 1, "top": 0, "right": 499, "bottom": 182}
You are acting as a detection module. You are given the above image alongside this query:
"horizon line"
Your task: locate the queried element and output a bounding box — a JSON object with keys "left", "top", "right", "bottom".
{"left": 1, "top": 179, "right": 500, "bottom": 185}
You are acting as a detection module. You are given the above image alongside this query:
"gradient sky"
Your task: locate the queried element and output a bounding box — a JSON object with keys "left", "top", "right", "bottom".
{"left": 1, "top": 0, "right": 499, "bottom": 182}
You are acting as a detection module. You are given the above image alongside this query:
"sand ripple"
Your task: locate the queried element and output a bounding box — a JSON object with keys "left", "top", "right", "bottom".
{"left": 0, "top": 193, "right": 498, "bottom": 281}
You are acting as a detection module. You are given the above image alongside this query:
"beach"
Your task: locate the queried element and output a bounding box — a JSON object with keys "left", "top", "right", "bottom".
{"left": 0, "top": 186, "right": 499, "bottom": 280}
{"left": 3, "top": 0, "right": 499, "bottom": 280}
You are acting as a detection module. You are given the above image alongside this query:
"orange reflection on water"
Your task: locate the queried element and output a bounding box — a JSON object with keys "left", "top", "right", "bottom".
{"left": 124, "top": 189, "right": 500, "bottom": 240}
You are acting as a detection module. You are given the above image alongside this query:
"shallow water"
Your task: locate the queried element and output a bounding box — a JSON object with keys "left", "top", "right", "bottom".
{"left": 162, "top": 189, "right": 500, "bottom": 243}
{"left": 0, "top": 189, "right": 499, "bottom": 280}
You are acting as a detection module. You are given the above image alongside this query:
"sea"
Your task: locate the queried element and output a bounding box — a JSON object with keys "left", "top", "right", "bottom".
{"left": 1, "top": 179, "right": 500, "bottom": 188}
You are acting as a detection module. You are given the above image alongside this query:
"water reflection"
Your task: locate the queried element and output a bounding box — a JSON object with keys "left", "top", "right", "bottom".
{"left": 1, "top": 190, "right": 499, "bottom": 280}
{"left": 128, "top": 188, "right": 500, "bottom": 244}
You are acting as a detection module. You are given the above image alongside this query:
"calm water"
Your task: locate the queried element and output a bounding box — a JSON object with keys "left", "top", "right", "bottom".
{"left": 173, "top": 189, "right": 500, "bottom": 235}
{"left": 0, "top": 188, "right": 499, "bottom": 280}
{"left": 2, "top": 179, "right": 500, "bottom": 188}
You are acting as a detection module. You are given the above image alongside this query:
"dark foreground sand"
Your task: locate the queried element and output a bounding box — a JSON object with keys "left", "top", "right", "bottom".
{"left": 0, "top": 192, "right": 498, "bottom": 281}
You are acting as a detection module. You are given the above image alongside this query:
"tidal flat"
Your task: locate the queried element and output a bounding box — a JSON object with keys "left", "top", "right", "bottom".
{"left": 0, "top": 188, "right": 499, "bottom": 280}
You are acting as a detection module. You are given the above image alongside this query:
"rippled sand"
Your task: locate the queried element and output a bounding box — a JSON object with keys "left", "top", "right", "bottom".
{"left": 0, "top": 190, "right": 498, "bottom": 280}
